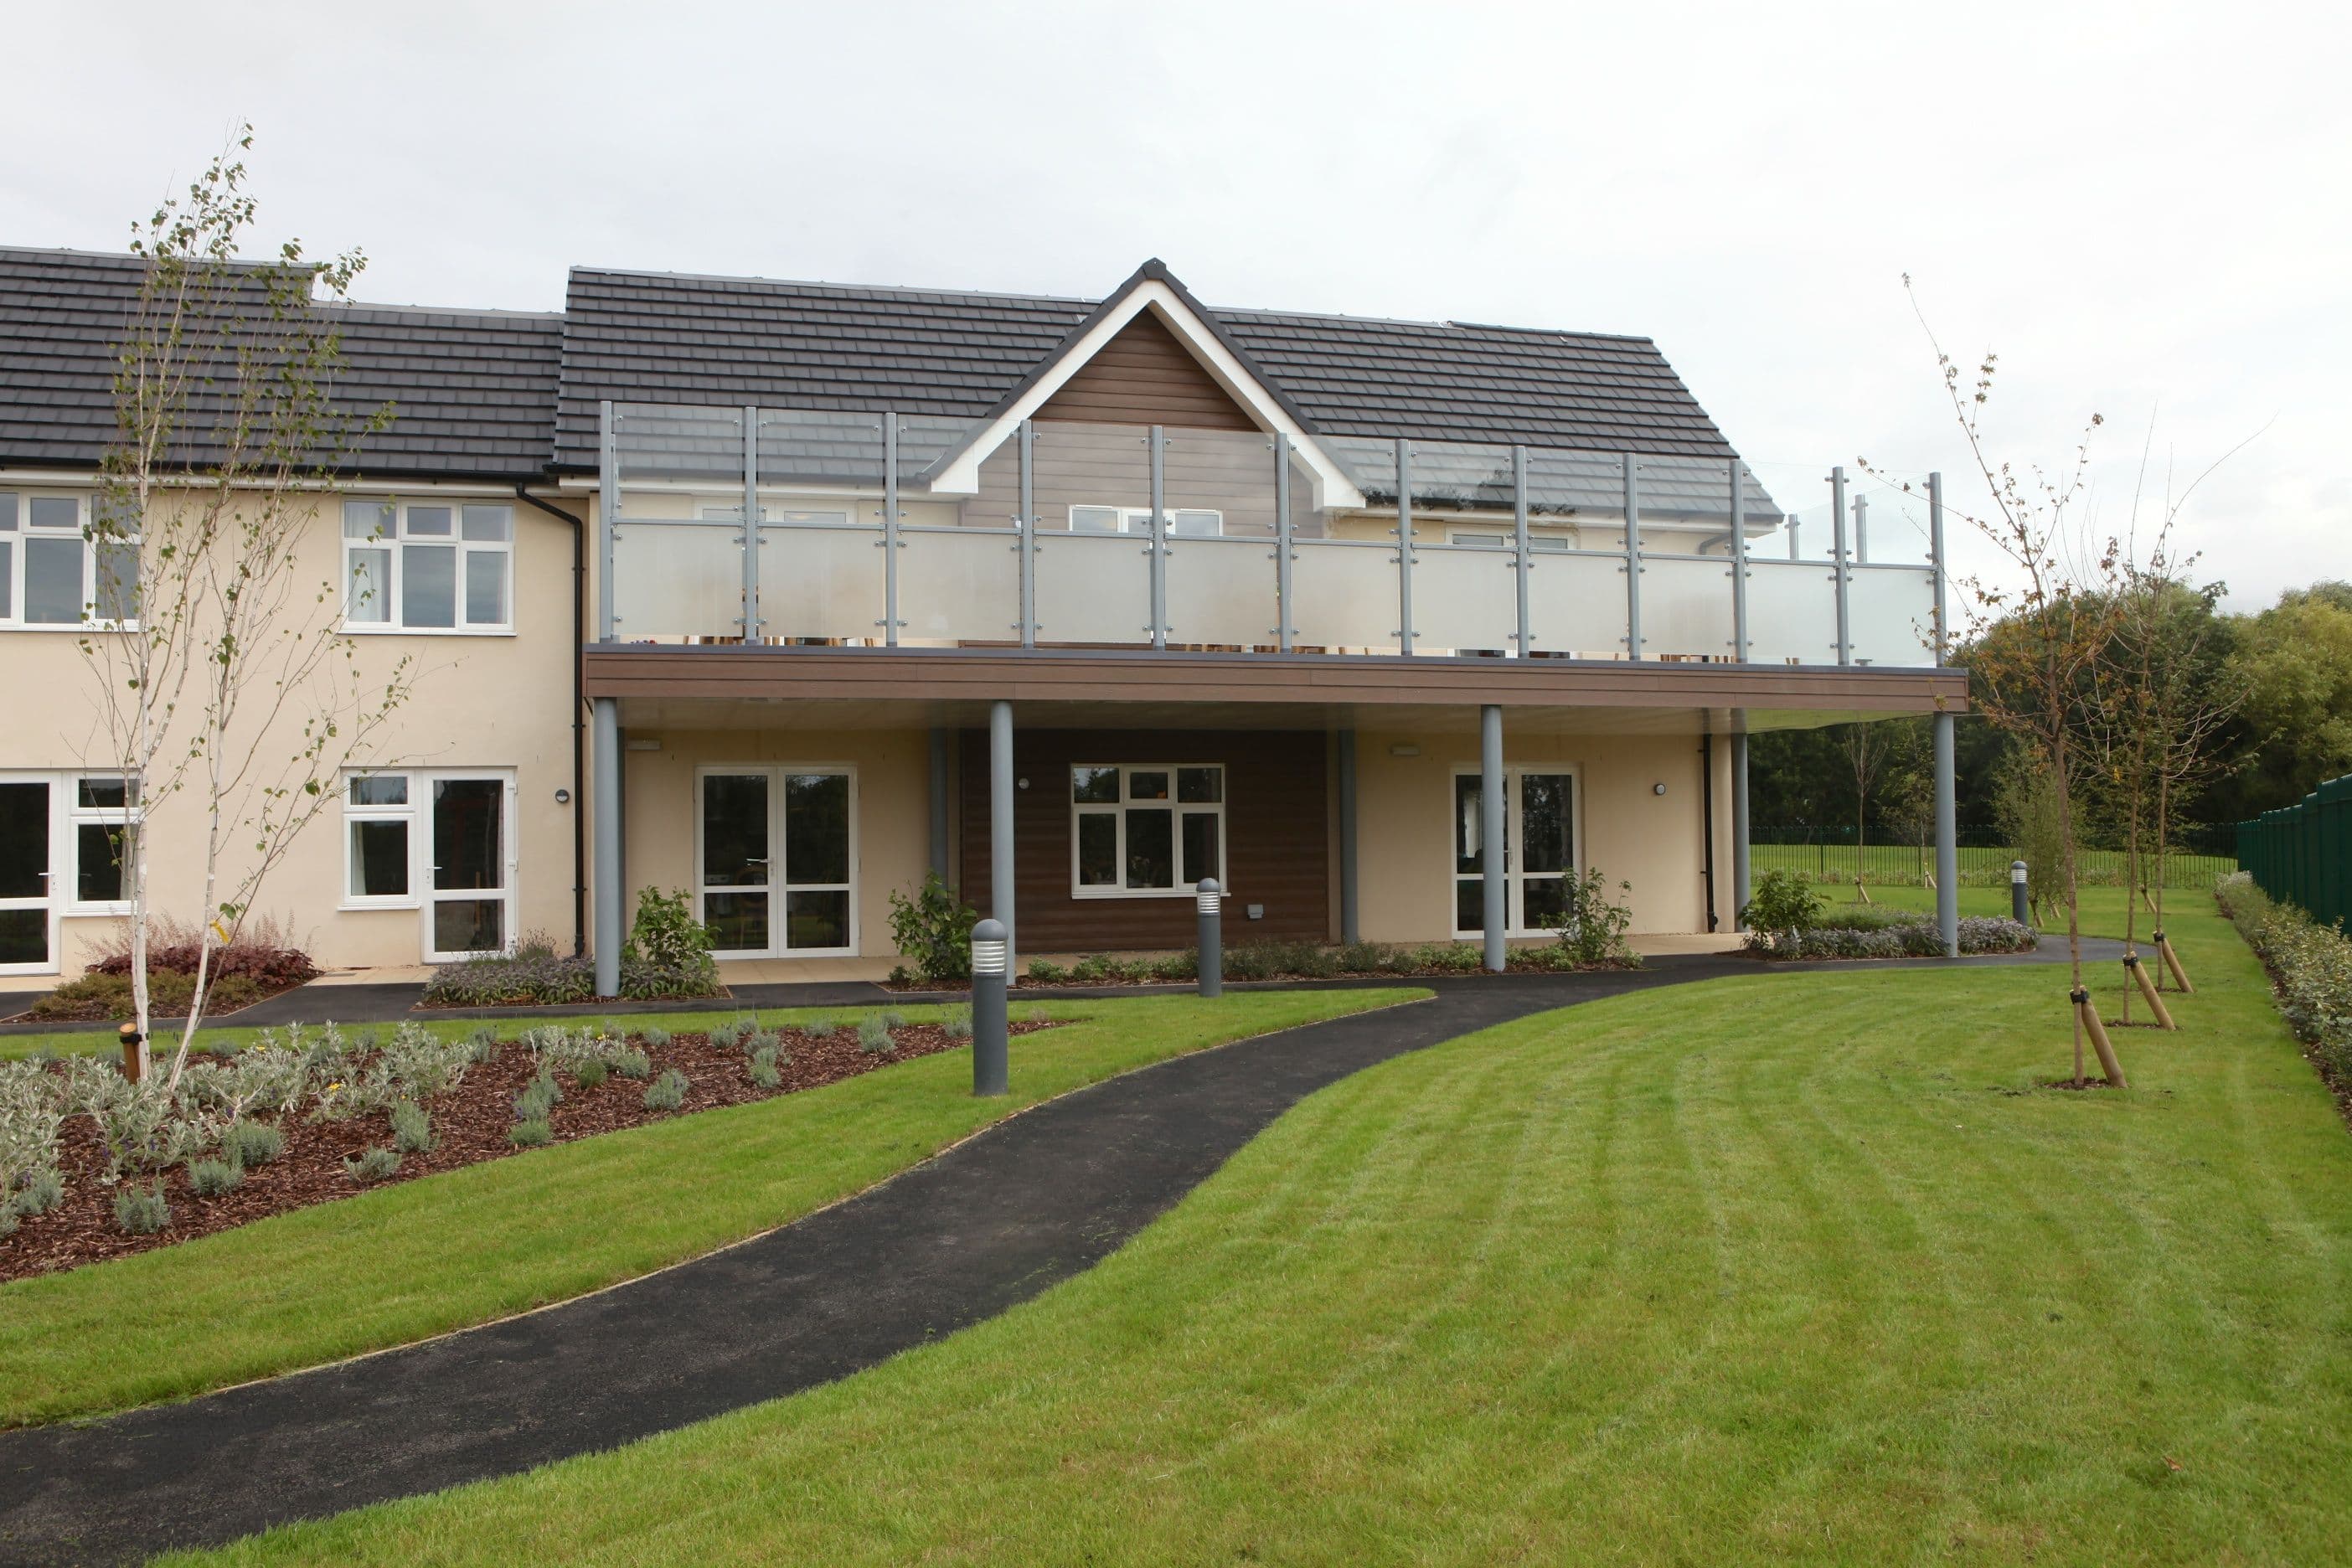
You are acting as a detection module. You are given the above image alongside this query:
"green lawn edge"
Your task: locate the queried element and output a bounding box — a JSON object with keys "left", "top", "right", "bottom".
{"left": 0, "top": 988, "right": 1427, "bottom": 1427}
{"left": 164, "top": 891, "right": 2352, "bottom": 1566}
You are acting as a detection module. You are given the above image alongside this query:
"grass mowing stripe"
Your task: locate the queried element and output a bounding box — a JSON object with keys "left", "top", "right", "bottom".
{"left": 0, "top": 989, "right": 1425, "bottom": 1426}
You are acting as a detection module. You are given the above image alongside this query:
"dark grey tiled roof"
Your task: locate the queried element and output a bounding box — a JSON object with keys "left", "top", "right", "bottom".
{"left": 0, "top": 247, "right": 562, "bottom": 479}
{"left": 554, "top": 266, "right": 1745, "bottom": 470}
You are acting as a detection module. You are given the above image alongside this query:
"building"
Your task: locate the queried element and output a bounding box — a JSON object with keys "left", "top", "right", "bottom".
{"left": 0, "top": 248, "right": 1965, "bottom": 983}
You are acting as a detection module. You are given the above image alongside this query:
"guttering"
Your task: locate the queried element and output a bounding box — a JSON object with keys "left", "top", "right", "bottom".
{"left": 514, "top": 484, "right": 590, "bottom": 959}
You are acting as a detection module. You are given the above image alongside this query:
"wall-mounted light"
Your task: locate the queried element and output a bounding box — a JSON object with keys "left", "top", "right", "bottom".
{"left": 1389, "top": 744, "right": 1421, "bottom": 757}
{"left": 554, "top": 788, "right": 571, "bottom": 805}
{"left": 1017, "top": 776, "right": 1030, "bottom": 791}
{"left": 625, "top": 738, "right": 662, "bottom": 752}
{"left": 1653, "top": 781, "right": 1668, "bottom": 796}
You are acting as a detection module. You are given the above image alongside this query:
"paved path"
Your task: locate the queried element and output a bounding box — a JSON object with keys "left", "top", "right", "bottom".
{"left": 0, "top": 946, "right": 2107, "bottom": 1565}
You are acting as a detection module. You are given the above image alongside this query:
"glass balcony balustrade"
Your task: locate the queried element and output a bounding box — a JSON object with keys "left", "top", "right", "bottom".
{"left": 598, "top": 401, "right": 1945, "bottom": 668}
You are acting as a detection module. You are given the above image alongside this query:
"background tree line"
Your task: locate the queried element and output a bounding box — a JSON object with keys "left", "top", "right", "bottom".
{"left": 1746, "top": 579, "right": 2352, "bottom": 848}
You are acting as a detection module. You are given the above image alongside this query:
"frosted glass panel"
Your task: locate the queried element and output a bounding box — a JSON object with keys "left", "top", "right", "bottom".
{"left": 759, "top": 523, "right": 885, "bottom": 642}
{"left": 1527, "top": 551, "right": 1628, "bottom": 658}
{"left": 1413, "top": 544, "right": 1518, "bottom": 655}
{"left": 1165, "top": 534, "right": 1278, "bottom": 647}
{"left": 1849, "top": 564, "right": 1937, "bottom": 666}
{"left": 1288, "top": 539, "right": 1399, "bottom": 652}
{"left": 1034, "top": 529, "right": 1148, "bottom": 644}
{"left": 612, "top": 522, "right": 741, "bottom": 641}
{"left": 897, "top": 526, "right": 1020, "bottom": 644}
{"left": 1639, "top": 554, "right": 1733, "bottom": 660}
{"left": 1745, "top": 558, "right": 1840, "bottom": 665}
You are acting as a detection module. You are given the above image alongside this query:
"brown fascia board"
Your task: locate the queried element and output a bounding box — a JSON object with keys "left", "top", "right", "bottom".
{"left": 910, "top": 259, "right": 1328, "bottom": 482}
{"left": 582, "top": 644, "right": 1968, "bottom": 714}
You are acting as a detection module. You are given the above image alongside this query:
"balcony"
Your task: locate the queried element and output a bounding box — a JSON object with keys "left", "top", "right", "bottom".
{"left": 592, "top": 402, "right": 1946, "bottom": 670}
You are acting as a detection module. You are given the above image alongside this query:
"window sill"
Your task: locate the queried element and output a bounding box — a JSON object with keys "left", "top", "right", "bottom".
{"left": 338, "top": 899, "right": 421, "bottom": 913}
{"left": 339, "top": 625, "right": 517, "bottom": 638}
{"left": 1070, "top": 886, "right": 1210, "bottom": 900}
{"left": 64, "top": 903, "right": 136, "bottom": 918}
{"left": 0, "top": 622, "right": 139, "bottom": 634}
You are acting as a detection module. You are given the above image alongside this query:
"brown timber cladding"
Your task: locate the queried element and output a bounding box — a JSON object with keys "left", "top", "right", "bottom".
{"left": 1032, "top": 312, "right": 1259, "bottom": 431}
{"left": 957, "top": 728, "right": 1328, "bottom": 950}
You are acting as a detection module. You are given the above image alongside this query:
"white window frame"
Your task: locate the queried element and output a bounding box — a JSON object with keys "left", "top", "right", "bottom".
{"left": 691, "top": 763, "right": 860, "bottom": 958}
{"left": 0, "top": 490, "right": 140, "bottom": 632}
{"left": 1070, "top": 763, "right": 1226, "bottom": 900}
{"left": 64, "top": 774, "right": 141, "bottom": 916}
{"left": 341, "top": 767, "right": 520, "bottom": 963}
{"left": 1066, "top": 505, "right": 1223, "bottom": 537}
{"left": 1447, "top": 764, "right": 1586, "bottom": 939}
{"left": 341, "top": 498, "right": 515, "bottom": 635}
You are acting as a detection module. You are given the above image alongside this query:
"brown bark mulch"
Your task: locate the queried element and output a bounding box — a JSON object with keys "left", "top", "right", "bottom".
{"left": 5, "top": 977, "right": 304, "bottom": 1026}
{"left": 0, "top": 1018, "right": 1057, "bottom": 1284}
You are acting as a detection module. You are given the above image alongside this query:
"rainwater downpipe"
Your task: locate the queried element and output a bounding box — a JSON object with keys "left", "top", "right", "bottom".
{"left": 515, "top": 484, "right": 590, "bottom": 958}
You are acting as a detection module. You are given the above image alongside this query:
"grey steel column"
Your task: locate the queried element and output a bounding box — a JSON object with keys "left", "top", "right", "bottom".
{"left": 1512, "top": 446, "right": 1531, "bottom": 657}
{"left": 1337, "top": 729, "right": 1359, "bottom": 943}
{"left": 1935, "top": 714, "right": 1959, "bottom": 957}
{"left": 1395, "top": 437, "right": 1416, "bottom": 656}
{"left": 990, "top": 699, "right": 1016, "bottom": 973}
{"left": 596, "top": 401, "right": 618, "bottom": 642}
{"left": 591, "top": 697, "right": 622, "bottom": 998}
{"left": 740, "top": 406, "right": 760, "bottom": 643}
{"left": 882, "top": 411, "right": 900, "bottom": 647}
{"left": 1018, "top": 420, "right": 1037, "bottom": 647}
{"left": 1274, "top": 433, "right": 1294, "bottom": 652}
{"left": 1623, "top": 454, "right": 1643, "bottom": 661}
{"left": 1830, "top": 465, "right": 1851, "bottom": 665}
{"left": 1148, "top": 425, "right": 1167, "bottom": 650}
{"left": 1729, "top": 459, "right": 1750, "bottom": 663}
{"left": 1788, "top": 518, "right": 1801, "bottom": 560}
{"left": 1731, "top": 730, "right": 1751, "bottom": 929}
{"left": 927, "top": 727, "right": 951, "bottom": 883}
{"left": 1480, "top": 704, "right": 1506, "bottom": 972}
{"left": 1929, "top": 470, "right": 1949, "bottom": 665}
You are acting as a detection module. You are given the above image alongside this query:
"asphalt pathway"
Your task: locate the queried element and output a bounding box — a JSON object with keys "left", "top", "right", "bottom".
{"left": 0, "top": 945, "right": 2110, "bottom": 1565}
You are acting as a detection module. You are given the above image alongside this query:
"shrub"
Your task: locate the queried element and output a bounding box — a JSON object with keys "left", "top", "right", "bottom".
{"left": 639, "top": 1025, "right": 672, "bottom": 1050}
{"left": 465, "top": 1025, "right": 501, "bottom": 1062}
{"left": 508, "top": 1118, "right": 553, "bottom": 1148}
{"left": 1742, "top": 869, "right": 1825, "bottom": 934}
{"left": 857, "top": 1014, "right": 895, "bottom": 1055}
{"left": 1554, "top": 869, "right": 1641, "bottom": 968}
{"left": 803, "top": 1018, "right": 838, "bottom": 1039}
{"left": 0, "top": 1206, "right": 13, "bottom": 1237}
{"left": 1025, "top": 959, "right": 1069, "bottom": 983}
{"left": 611, "top": 1047, "right": 652, "bottom": 1080}
{"left": 886, "top": 872, "right": 980, "bottom": 984}
{"left": 708, "top": 1019, "right": 749, "bottom": 1050}
{"left": 879, "top": 1008, "right": 907, "bottom": 1029}
{"left": 12, "top": 1166, "right": 65, "bottom": 1218}
{"left": 2218, "top": 873, "right": 2352, "bottom": 1084}
{"left": 389, "top": 1101, "right": 434, "bottom": 1154}
{"left": 187, "top": 1157, "right": 243, "bottom": 1197}
{"left": 745, "top": 1029, "right": 781, "bottom": 1057}
{"left": 1, "top": 1060, "right": 67, "bottom": 1206}
{"left": 572, "top": 1057, "right": 608, "bottom": 1089}
{"left": 343, "top": 1146, "right": 400, "bottom": 1183}
{"left": 1748, "top": 916, "right": 2035, "bottom": 962}
{"left": 28, "top": 970, "right": 268, "bottom": 1022}
{"left": 513, "top": 1075, "right": 561, "bottom": 1122}
{"left": 223, "top": 1120, "right": 285, "bottom": 1168}
{"left": 421, "top": 949, "right": 724, "bottom": 1008}
{"left": 205, "top": 1038, "right": 240, "bottom": 1060}
{"left": 87, "top": 911, "right": 318, "bottom": 988}
{"left": 114, "top": 1182, "right": 170, "bottom": 1235}
{"left": 747, "top": 1047, "right": 782, "bottom": 1090}
{"left": 642, "top": 1069, "right": 689, "bottom": 1112}
{"left": 623, "top": 887, "right": 720, "bottom": 982}
{"left": 941, "top": 1008, "right": 973, "bottom": 1040}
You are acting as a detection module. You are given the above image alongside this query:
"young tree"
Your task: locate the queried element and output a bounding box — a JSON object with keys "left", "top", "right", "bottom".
{"left": 78, "top": 130, "right": 410, "bottom": 1085}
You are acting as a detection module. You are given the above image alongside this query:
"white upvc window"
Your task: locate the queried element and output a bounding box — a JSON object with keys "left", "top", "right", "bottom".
{"left": 1068, "top": 505, "right": 1223, "bottom": 537}
{"left": 0, "top": 491, "right": 138, "bottom": 630}
{"left": 1070, "top": 764, "right": 1225, "bottom": 898}
{"left": 66, "top": 774, "right": 141, "bottom": 913}
{"left": 342, "top": 499, "right": 513, "bottom": 632}
{"left": 344, "top": 771, "right": 416, "bottom": 906}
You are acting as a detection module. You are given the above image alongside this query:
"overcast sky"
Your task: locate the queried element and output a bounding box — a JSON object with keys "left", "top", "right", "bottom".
{"left": 7, "top": 1, "right": 2343, "bottom": 611}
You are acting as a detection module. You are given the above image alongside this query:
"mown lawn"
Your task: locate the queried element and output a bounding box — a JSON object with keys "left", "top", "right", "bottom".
{"left": 169, "top": 890, "right": 2352, "bottom": 1565}
{"left": 0, "top": 989, "right": 1422, "bottom": 1426}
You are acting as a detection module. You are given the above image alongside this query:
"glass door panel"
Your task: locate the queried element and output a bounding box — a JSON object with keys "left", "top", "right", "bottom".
{"left": 781, "top": 771, "right": 851, "bottom": 952}
{"left": 700, "top": 772, "right": 772, "bottom": 954}
{"left": 1452, "top": 773, "right": 1489, "bottom": 935}
{"left": 429, "top": 777, "right": 508, "bottom": 959}
{"left": 0, "top": 781, "right": 51, "bottom": 968}
{"left": 1518, "top": 774, "right": 1574, "bottom": 931}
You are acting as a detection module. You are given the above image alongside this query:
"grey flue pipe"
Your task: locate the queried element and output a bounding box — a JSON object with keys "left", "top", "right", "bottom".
{"left": 1481, "top": 704, "right": 1506, "bottom": 972}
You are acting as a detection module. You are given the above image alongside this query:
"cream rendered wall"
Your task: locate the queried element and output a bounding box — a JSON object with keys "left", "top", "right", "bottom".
{"left": 615, "top": 728, "right": 926, "bottom": 962}
{"left": 3, "top": 484, "right": 580, "bottom": 976}
{"left": 1354, "top": 728, "right": 1731, "bottom": 941}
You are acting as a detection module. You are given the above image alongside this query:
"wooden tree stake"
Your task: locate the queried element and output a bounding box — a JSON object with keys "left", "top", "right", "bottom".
{"left": 2074, "top": 989, "right": 2129, "bottom": 1088}
{"left": 2125, "top": 954, "right": 2176, "bottom": 1030}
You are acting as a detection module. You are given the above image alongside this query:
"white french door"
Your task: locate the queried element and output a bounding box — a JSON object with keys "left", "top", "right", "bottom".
{"left": 1451, "top": 767, "right": 1580, "bottom": 937}
{"left": 0, "top": 777, "right": 54, "bottom": 974}
{"left": 422, "top": 774, "right": 517, "bottom": 962}
{"left": 695, "top": 766, "right": 857, "bottom": 957}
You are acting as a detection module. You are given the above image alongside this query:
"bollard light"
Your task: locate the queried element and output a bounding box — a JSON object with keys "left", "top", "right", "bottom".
{"left": 2010, "top": 859, "right": 2030, "bottom": 927}
{"left": 1196, "top": 879, "right": 1223, "bottom": 999}
{"left": 971, "top": 918, "right": 1008, "bottom": 1096}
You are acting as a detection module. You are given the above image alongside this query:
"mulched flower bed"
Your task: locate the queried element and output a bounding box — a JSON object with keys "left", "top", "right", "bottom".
{"left": 8, "top": 976, "right": 299, "bottom": 1026}
{"left": 0, "top": 1017, "right": 1058, "bottom": 1283}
